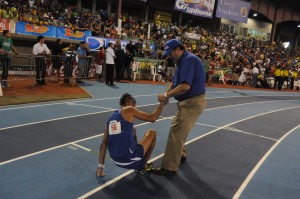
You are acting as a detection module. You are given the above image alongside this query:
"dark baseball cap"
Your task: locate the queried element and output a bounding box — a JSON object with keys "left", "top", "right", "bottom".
{"left": 163, "top": 39, "right": 182, "bottom": 56}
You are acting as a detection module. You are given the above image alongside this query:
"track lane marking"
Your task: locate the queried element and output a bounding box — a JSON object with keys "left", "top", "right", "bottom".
{"left": 0, "top": 93, "right": 298, "bottom": 112}
{"left": 78, "top": 106, "right": 300, "bottom": 199}
{"left": 71, "top": 143, "right": 92, "bottom": 152}
{"left": 195, "top": 123, "right": 278, "bottom": 141}
{"left": 232, "top": 124, "right": 300, "bottom": 199}
{"left": 2, "top": 99, "right": 295, "bottom": 132}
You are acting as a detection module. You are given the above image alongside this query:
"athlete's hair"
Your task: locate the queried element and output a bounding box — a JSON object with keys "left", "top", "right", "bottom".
{"left": 120, "top": 93, "right": 136, "bottom": 106}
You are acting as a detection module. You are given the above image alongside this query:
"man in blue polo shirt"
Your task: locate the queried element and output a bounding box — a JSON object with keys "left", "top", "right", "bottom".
{"left": 155, "top": 39, "right": 206, "bottom": 175}
{"left": 76, "top": 41, "right": 90, "bottom": 83}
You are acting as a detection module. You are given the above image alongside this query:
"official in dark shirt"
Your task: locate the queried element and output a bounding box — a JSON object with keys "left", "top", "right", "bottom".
{"left": 115, "top": 45, "right": 125, "bottom": 81}
{"left": 124, "top": 47, "right": 134, "bottom": 80}
{"left": 51, "top": 39, "right": 63, "bottom": 80}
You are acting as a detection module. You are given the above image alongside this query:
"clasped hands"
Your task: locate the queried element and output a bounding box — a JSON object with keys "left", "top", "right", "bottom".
{"left": 158, "top": 93, "right": 169, "bottom": 105}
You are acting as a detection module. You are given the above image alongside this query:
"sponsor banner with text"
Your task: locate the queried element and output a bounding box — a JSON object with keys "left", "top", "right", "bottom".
{"left": 174, "top": 0, "right": 215, "bottom": 18}
{"left": 216, "top": 0, "right": 250, "bottom": 23}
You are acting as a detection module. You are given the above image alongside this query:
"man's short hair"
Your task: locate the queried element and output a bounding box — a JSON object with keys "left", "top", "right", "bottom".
{"left": 3, "top": 30, "right": 9, "bottom": 36}
{"left": 120, "top": 93, "right": 136, "bottom": 106}
{"left": 80, "top": 41, "right": 85, "bottom": 45}
{"left": 37, "top": 35, "right": 44, "bottom": 42}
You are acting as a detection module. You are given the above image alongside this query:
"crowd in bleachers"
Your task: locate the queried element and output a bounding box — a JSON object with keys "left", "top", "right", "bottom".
{"left": 1, "top": 0, "right": 299, "bottom": 90}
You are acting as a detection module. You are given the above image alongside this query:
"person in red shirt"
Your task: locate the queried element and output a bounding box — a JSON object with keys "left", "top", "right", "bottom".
{"left": 95, "top": 47, "right": 106, "bottom": 81}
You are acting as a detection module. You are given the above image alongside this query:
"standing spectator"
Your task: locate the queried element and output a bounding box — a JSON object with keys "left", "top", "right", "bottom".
{"left": 156, "top": 39, "right": 206, "bottom": 175}
{"left": 273, "top": 66, "right": 283, "bottom": 90}
{"left": 251, "top": 64, "right": 259, "bottom": 87}
{"left": 95, "top": 47, "right": 106, "bottom": 82}
{"left": 126, "top": 40, "right": 135, "bottom": 56}
{"left": 115, "top": 45, "right": 125, "bottom": 81}
{"left": 33, "top": 35, "right": 51, "bottom": 86}
{"left": 282, "top": 64, "right": 289, "bottom": 89}
{"left": 0, "top": 30, "right": 18, "bottom": 88}
{"left": 207, "top": 63, "right": 215, "bottom": 86}
{"left": 85, "top": 42, "right": 92, "bottom": 78}
{"left": 50, "top": 39, "right": 63, "bottom": 81}
{"left": 135, "top": 39, "right": 144, "bottom": 57}
{"left": 157, "top": 61, "right": 166, "bottom": 82}
{"left": 123, "top": 47, "right": 133, "bottom": 80}
{"left": 76, "top": 41, "right": 88, "bottom": 84}
{"left": 105, "top": 42, "right": 116, "bottom": 86}
{"left": 165, "top": 55, "right": 175, "bottom": 82}
{"left": 290, "top": 68, "right": 298, "bottom": 90}
{"left": 63, "top": 44, "right": 76, "bottom": 84}
{"left": 238, "top": 72, "right": 246, "bottom": 85}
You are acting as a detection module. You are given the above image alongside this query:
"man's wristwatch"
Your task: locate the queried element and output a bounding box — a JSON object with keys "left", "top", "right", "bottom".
{"left": 164, "top": 92, "right": 169, "bottom": 99}
{"left": 98, "top": 164, "right": 104, "bottom": 168}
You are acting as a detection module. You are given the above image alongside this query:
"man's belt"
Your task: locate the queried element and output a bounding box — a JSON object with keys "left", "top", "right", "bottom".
{"left": 178, "top": 93, "right": 204, "bottom": 102}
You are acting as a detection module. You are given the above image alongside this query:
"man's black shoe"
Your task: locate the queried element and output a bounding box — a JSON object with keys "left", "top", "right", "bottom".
{"left": 152, "top": 168, "right": 176, "bottom": 176}
{"left": 181, "top": 156, "right": 187, "bottom": 163}
{"left": 110, "top": 84, "right": 116, "bottom": 86}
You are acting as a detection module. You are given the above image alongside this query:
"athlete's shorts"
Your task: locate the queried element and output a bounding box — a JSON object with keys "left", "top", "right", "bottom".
{"left": 112, "top": 144, "right": 145, "bottom": 170}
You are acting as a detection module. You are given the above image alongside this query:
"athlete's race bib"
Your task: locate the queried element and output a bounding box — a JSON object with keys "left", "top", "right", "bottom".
{"left": 109, "top": 120, "right": 122, "bottom": 135}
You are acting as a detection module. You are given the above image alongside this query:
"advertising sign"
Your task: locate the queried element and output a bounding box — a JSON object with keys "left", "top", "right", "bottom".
{"left": 57, "top": 27, "right": 91, "bottom": 41}
{"left": 16, "top": 22, "right": 56, "bottom": 37}
{"left": 174, "top": 0, "right": 216, "bottom": 18}
{"left": 86, "top": 36, "right": 129, "bottom": 51}
{"left": 216, "top": 0, "right": 250, "bottom": 23}
{"left": 0, "top": 19, "right": 16, "bottom": 33}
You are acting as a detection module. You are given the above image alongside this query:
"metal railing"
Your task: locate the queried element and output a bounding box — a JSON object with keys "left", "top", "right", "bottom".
{"left": 0, "top": 54, "right": 95, "bottom": 87}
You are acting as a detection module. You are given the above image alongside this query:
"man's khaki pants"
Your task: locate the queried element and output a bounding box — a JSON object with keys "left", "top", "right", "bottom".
{"left": 161, "top": 95, "right": 206, "bottom": 171}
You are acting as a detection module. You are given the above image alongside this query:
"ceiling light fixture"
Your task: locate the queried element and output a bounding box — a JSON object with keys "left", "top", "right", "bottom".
{"left": 253, "top": 13, "right": 258, "bottom": 17}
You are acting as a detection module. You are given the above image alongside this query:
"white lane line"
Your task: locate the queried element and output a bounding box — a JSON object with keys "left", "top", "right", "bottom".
{"left": 0, "top": 94, "right": 159, "bottom": 111}
{"left": 0, "top": 134, "right": 101, "bottom": 166}
{"left": 0, "top": 117, "right": 172, "bottom": 166}
{"left": 195, "top": 123, "right": 278, "bottom": 141}
{"left": 224, "top": 127, "right": 278, "bottom": 142}
{"left": 66, "top": 102, "right": 113, "bottom": 110}
{"left": 77, "top": 105, "right": 300, "bottom": 199}
{"left": 0, "top": 98, "right": 297, "bottom": 133}
{"left": 71, "top": 143, "right": 92, "bottom": 152}
{"left": 232, "top": 124, "right": 300, "bottom": 199}
{"left": 0, "top": 103, "right": 298, "bottom": 166}
{"left": 0, "top": 102, "right": 176, "bottom": 132}
{"left": 0, "top": 110, "right": 113, "bottom": 131}
{"left": 78, "top": 153, "right": 166, "bottom": 199}
{"left": 196, "top": 123, "right": 219, "bottom": 128}
{"left": 0, "top": 93, "right": 298, "bottom": 112}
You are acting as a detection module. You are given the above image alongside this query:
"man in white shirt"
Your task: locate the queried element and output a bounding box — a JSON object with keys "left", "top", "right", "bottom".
{"left": 252, "top": 64, "right": 259, "bottom": 87}
{"left": 32, "top": 36, "right": 51, "bottom": 86}
{"left": 238, "top": 73, "right": 246, "bottom": 85}
{"left": 105, "top": 42, "right": 116, "bottom": 86}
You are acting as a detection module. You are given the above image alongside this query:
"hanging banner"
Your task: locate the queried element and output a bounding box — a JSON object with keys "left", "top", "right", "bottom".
{"left": 86, "top": 36, "right": 129, "bottom": 51}
{"left": 174, "top": 0, "right": 216, "bottom": 18}
{"left": 216, "top": 0, "right": 250, "bottom": 23}
{"left": 16, "top": 21, "right": 56, "bottom": 37}
{"left": 56, "top": 27, "right": 91, "bottom": 41}
{"left": 0, "top": 19, "right": 16, "bottom": 33}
